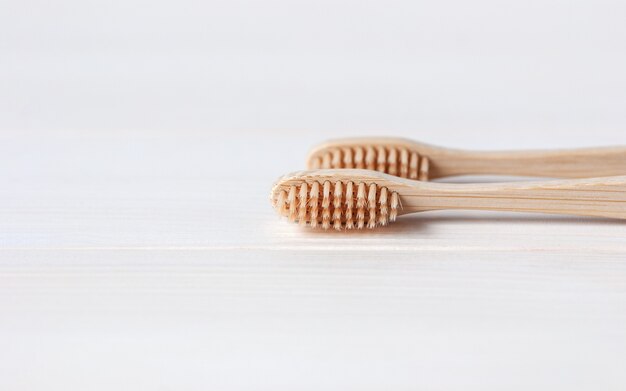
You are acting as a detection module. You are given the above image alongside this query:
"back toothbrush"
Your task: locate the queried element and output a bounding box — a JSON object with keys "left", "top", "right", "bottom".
{"left": 307, "top": 137, "right": 626, "bottom": 180}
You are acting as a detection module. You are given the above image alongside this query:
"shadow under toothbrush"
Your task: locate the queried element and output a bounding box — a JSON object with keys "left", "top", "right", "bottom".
{"left": 299, "top": 212, "right": 626, "bottom": 236}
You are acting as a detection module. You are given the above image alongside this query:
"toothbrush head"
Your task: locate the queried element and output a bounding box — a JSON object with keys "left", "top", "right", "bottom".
{"left": 271, "top": 169, "right": 402, "bottom": 230}
{"left": 307, "top": 138, "right": 431, "bottom": 180}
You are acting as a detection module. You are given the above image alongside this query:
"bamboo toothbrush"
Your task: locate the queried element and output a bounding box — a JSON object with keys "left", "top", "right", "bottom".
{"left": 307, "top": 137, "right": 626, "bottom": 180}
{"left": 271, "top": 169, "right": 626, "bottom": 230}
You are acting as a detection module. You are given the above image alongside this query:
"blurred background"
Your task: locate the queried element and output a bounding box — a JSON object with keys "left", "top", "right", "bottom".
{"left": 2, "top": 0, "right": 626, "bottom": 146}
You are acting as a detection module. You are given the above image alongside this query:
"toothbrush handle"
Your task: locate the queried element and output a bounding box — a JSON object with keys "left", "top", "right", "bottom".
{"left": 403, "top": 176, "right": 626, "bottom": 219}
{"left": 431, "top": 147, "right": 626, "bottom": 179}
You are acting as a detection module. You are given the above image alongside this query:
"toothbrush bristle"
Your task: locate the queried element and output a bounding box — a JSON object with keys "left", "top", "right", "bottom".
{"left": 308, "top": 181, "right": 320, "bottom": 228}
{"left": 332, "top": 181, "right": 343, "bottom": 231}
{"left": 287, "top": 185, "right": 297, "bottom": 222}
{"left": 378, "top": 187, "right": 389, "bottom": 225}
{"left": 322, "top": 181, "right": 332, "bottom": 230}
{"left": 343, "top": 148, "right": 353, "bottom": 169}
{"left": 298, "top": 182, "right": 308, "bottom": 226}
{"left": 273, "top": 180, "right": 400, "bottom": 229}
{"left": 345, "top": 181, "right": 354, "bottom": 229}
{"left": 312, "top": 146, "right": 430, "bottom": 180}
{"left": 390, "top": 192, "right": 399, "bottom": 222}
{"left": 356, "top": 182, "right": 367, "bottom": 229}
{"left": 367, "top": 183, "right": 377, "bottom": 228}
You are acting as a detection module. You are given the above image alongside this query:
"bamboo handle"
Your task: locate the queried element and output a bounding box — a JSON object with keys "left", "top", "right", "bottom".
{"left": 402, "top": 176, "right": 626, "bottom": 219}
{"left": 431, "top": 147, "right": 626, "bottom": 179}
{"left": 307, "top": 138, "right": 626, "bottom": 179}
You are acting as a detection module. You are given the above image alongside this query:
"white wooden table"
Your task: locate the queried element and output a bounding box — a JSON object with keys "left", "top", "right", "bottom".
{"left": 1, "top": 129, "right": 626, "bottom": 390}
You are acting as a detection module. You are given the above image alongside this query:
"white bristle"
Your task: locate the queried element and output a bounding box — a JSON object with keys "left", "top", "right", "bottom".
{"left": 288, "top": 185, "right": 297, "bottom": 222}
{"left": 277, "top": 190, "right": 287, "bottom": 215}
{"left": 333, "top": 184, "right": 343, "bottom": 230}
{"left": 409, "top": 152, "right": 419, "bottom": 179}
{"left": 311, "top": 157, "right": 322, "bottom": 169}
{"left": 331, "top": 149, "right": 342, "bottom": 168}
{"left": 368, "top": 214, "right": 377, "bottom": 228}
{"left": 345, "top": 181, "right": 354, "bottom": 208}
{"left": 376, "top": 146, "right": 387, "bottom": 172}
{"left": 309, "top": 181, "right": 320, "bottom": 228}
{"left": 367, "top": 183, "right": 377, "bottom": 228}
{"left": 333, "top": 216, "right": 342, "bottom": 230}
{"left": 419, "top": 156, "right": 430, "bottom": 181}
{"left": 390, "top": 191, "right": 399, "bottom": 221}
{"left": 354, "top": 147, "right": 364, "bottom": 169}
{"left": 274, "top": 179, "right": 401, "bottom": 230}
{"left": 357, "top": 212, "right": 365, "bottom": 229}
{"left": 378, "top": 187, "right": 389, "bottom": 225}
{"left": 388, "top": 148, "right": 398, "bottom": 176}
{"left": 356, "top": 182, "right": 366, "bottom": 229}
{"left": 345, "top": 181, "right": 354, "bottom": 229}
{"left": 343, "top": 148, "right": 354, "bottom": 169}
{"left": 400, "top": 148, "right": 409, "bottom": 178}
{"left": 367, "top": 183, "right": 377, "bottom": 209}
{"left": 322, "top": 181, "right": 331, "bottom": 229}
{"left": 312, "top": 145, "right": 429, "bottom": 179}
{"left": 333, "top": 181, "right": 343, "bottom": 208}
{"left": 322, "top": 153, "right": 332, "bottom": 169}
{"left": 365, "top": 146, "right": 376, "bottom": 170}
{"left": 298, "top": 182, "right": 308, "bottom": 226}
{"left": 322, "top": 181, "right": 331, "bottom": 208}
{"left": 356, "top": 182, "right": 366, "bottom": 208}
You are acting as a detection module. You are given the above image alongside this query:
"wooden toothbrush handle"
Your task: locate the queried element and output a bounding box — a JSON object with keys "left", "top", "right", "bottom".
{"left": 402, "top": 176, "right": 626, "bottom": 219}
{"left": 430, "top": 146, "right": 626, "bottom": 179}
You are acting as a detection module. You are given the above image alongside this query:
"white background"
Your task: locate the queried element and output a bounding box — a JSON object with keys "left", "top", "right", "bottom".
{"left": 3, "top": 0, "right": 626, "bottom": 141}
{"left": 2, "top": 1, "right": 626, "bottom": 390}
